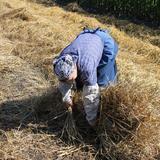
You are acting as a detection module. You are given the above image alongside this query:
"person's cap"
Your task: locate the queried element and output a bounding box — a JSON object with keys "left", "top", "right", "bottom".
{"left": 53, "top": 54, "right": 75, "bottom": 81}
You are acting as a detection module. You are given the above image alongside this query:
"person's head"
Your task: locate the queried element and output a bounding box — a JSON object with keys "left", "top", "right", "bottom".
{"left": 53, "top": 54, "right": 77, "bottom": 83}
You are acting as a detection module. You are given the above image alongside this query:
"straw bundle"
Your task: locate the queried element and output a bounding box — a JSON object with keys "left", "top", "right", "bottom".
{"left": 61, "top": 106, "right": 83, "bottom": 144}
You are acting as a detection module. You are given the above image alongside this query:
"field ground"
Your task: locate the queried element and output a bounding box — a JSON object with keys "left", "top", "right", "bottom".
{"left": 0, "top": 0, "right": 160, "bottom": 159}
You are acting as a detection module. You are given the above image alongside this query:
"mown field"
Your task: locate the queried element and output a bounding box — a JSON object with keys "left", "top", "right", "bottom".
{"left": 0, "top": 0, "right": 160, "bottom": 159}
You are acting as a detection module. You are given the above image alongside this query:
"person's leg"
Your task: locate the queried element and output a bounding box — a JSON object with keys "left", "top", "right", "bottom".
{"left": 97, "top": 58, "right": 117, "bottom": 88}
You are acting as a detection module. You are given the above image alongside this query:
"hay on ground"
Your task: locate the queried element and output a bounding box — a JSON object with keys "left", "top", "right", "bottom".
{"left": 95, "top": 82, "right": 160, "bottom": 159}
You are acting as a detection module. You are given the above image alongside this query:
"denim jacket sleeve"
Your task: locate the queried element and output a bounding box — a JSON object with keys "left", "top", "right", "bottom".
{"left": 95, "top": 30, "right": 118, "bottom": 62}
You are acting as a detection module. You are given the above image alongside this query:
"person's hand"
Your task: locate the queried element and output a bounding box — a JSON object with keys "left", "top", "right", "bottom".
{"left": 88, "top": 119, "right": 96, "bottom": 127}
{"left": 64, "top": 100, "right": 73, "bottom": 109}
{"left": 88, "top": 118, "right": 99, "bottom": 128}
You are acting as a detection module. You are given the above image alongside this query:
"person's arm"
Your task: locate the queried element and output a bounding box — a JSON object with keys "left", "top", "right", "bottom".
{"left": 96, "top": 30, "right": 118, "bottom": 61}
{"left": 103, "top": 36, "right": 118, "bottom": 61}
{"left": 58, "top": 81, "right": 73, "bottom": 106}
{"left": 82, "top": 83, "right": 100, "bottom": 126}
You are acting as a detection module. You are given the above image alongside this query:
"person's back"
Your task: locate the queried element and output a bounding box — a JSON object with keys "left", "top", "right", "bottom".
{"left": 60, "top": 33, "right": 104, "bottom": 85}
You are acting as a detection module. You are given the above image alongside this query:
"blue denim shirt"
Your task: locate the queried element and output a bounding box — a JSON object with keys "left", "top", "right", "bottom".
{"left": 59, "top": 29, "right": 118, "bottom": 86}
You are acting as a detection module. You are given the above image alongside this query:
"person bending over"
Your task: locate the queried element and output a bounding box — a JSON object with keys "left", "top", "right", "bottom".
{"left": 53, "top": 28, "right": 119, "bottom": 126}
